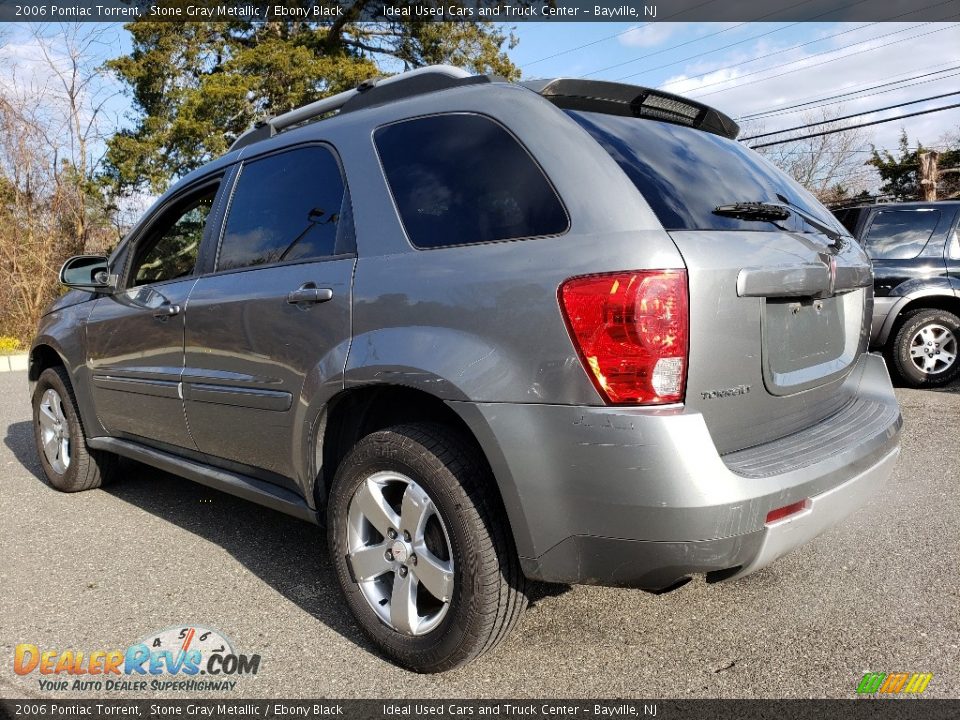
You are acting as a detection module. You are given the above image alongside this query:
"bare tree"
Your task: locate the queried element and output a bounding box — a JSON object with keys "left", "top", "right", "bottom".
{"left": 0, "top": 23, "right": 120, "bottom": 344}
{"left": 747, "top": 107, "right": 875, "bottom": 205}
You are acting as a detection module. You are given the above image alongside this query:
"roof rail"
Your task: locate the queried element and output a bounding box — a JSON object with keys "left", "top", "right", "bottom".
{"left": 230, "top": 64, "right": 476, "bottom": 152}
{"left": 522, "top": 78, "right": 740, "bottom": 140}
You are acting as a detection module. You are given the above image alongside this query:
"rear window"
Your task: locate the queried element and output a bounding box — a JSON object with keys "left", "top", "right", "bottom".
{"left": 862, "top": 209, "right": 941, "bottom": 260}
{"left": 568, "top": 110, "right": 846, "bottom": 236}
{"left": 374, "top": 113, "right": 569, "bottom": 248}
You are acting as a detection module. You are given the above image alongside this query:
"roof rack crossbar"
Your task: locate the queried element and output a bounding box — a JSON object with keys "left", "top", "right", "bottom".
{"left": 230, "top": 65, "right": 472, "bottom": 152}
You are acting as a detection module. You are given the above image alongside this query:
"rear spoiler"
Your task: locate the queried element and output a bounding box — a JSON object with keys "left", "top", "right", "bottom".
{"left": 523, "top": 78, "right": 740, "bottom": 140}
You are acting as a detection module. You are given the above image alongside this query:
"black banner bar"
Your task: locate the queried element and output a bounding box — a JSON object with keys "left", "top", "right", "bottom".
{"left": 2, "top": 700, "right": 959, "bottom": 720}
{"left": 1, "top": 0, "right": 959, "bottom": 23}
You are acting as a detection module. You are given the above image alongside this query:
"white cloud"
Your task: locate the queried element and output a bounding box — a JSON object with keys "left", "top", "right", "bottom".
{"left": 656, "top": 22, "right": 960, "bottom": 152}
{"left": 619, "top": 23, "right": 679, "bottom": 48}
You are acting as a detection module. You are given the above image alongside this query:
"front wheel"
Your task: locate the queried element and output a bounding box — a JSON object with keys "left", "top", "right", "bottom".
{"left": 327, "top": 423, "right": 527, "bottom": 672}
{"left": 32, "top": 366, "right": 117, "bottom": 492}
{"left": 891, "top": 308, "right": 960, "bottom": 388}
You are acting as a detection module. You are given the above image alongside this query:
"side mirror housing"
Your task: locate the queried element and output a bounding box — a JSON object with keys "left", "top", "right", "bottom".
{"left": 59, "top": 255, "right": 117, "bottom": 291}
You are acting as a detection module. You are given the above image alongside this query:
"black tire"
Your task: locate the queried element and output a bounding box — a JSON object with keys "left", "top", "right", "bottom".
{"left": 32, "top": 366, "right": 117, "bottom": 492}
{"left": 327, "top": 423, "right": 527, "bottom": 673}
{"left": 890, "top": 308, "right": 960, "bottom": 388}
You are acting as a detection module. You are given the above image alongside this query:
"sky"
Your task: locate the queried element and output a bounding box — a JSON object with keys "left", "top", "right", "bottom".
{"left": 1, "top": 21, "right": 958, "bottom": 184}
{"left": 509, "top": 21, "right": 960, "bottom": 154}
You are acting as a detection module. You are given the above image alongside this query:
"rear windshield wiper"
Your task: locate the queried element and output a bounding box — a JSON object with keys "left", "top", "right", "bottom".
{"left": 713, "top": 202, "right": 791, "bottom": 222}
{"left": 713, "top": 197, "right": 845, "bottom": 252}
{"left": 775, "top": 193, "right": 845, "bottom": 252}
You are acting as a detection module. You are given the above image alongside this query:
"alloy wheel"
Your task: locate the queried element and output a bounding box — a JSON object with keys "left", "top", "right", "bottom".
{"left": 345, "top": 471, "right": 455, "bottom": 636}
{"left": 38, "top": 388, "right": 71, "bottom": 474}
{"left": 909, "top": 323, "right": 958, "bottom": 375}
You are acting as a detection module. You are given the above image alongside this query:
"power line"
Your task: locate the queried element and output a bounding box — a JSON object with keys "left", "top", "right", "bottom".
{"left": 770, "top": 145, "right": 952, "bottom": 155}
{"left": 618, "top": 2, "right": 886, "bottom": 83}
{"left": 666, "top": 4, "right": 958, "bottom": 95}
{"left": 520, "top": 0, "right": 722, "bottom": 69}
{"left": 742, "top": 68, "right": 960, "bottom": 122}
{"left": 610, "top": 23, "right": 801, "bottom": 81}
{"left": 688, "top": 20, "right": 960, "bottom": 100}
{"left": 589, "top": 0, "right": 881, "bottom": 81}
{"left": 741, "top": 63, "right": 960, "bottom": 120}
{"left": 741, "top": 90, "right": 960, "bottom": 141}
{"left": 581, "top": 21, "right": 765, "bottom": 79}
{"left": 582, "top": 0, "right": 844, "bottom": 79}
{"left": 682, "top": 17, "right": 950, "bottom": 96}
{"left": 521, "top": 26, "right": 653, "bottom": 70}
{"left": 749, "top": 103, "right": 960, "bottom": 149}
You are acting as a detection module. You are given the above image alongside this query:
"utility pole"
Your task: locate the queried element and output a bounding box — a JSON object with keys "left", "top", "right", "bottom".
{"left": 919, "top": 151, "right": 939, "bottom": 201}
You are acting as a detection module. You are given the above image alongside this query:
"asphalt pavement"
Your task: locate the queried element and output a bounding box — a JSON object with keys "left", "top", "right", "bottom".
{"left": 1, "top": 368, "right": 958, "bottom": 699}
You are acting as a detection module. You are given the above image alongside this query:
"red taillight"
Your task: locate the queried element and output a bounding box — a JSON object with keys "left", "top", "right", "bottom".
{"left": 765, "top": 499, "right": 811, "bottom": 525}
{"left": 559, "top": 270, "right": 689, "bottom": 405}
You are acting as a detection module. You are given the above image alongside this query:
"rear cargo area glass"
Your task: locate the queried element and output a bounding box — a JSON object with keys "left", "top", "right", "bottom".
{"left": 568, "top": 110, "right": 845, "bottom": 236}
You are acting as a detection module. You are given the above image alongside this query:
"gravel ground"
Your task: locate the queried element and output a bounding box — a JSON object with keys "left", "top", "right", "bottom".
{"left": 1, "top": 369, "right": 958, "bottom": 699}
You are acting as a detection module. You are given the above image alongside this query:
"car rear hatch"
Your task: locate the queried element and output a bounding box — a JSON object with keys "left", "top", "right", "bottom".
{"left": 543, "top": 85, "right": 873, "bottom": 454}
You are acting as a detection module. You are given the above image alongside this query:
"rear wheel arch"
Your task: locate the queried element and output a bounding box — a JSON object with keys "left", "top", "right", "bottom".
{"left": 325, "top": 421, "right": 529, "bottom": 671}
{"left": 880, "top": 293, "right": 960, "bottom": 346}
{"left": 313, "top": 384, "right": 536, "bottom": 562}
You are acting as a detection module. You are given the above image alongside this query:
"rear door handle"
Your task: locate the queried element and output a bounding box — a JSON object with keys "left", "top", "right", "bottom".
{"left": 153, "top": 304, "right": 181, "bottom": 319}
{"left": 286, "top": 287, "right": 333, "bottom": 305}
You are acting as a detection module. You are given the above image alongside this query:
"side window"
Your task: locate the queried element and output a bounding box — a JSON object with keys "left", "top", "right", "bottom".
{"left": 218, "top": 146, "right": 347, "bottom": 272}
{"left": 131, "top": 187, "right": 217, "bottom": 287}
{"left": 863, "top": 209, "right": 941, "bottom": 260}
{"left": 374, "top": 113, "right": 569, "bottom": 249}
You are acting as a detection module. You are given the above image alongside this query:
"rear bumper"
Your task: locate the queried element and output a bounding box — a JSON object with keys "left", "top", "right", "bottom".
{"left": 451, "top": 352, "right": 901, "bottom": 590}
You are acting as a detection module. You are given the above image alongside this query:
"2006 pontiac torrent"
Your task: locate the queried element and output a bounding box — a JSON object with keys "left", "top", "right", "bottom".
{"left": 31, "top": 66, "right": 901, "bottom": 672}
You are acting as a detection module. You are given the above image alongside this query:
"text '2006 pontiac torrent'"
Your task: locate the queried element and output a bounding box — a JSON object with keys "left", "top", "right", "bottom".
{"left": 31, "top": 67, "right": 901, "bottom": 672}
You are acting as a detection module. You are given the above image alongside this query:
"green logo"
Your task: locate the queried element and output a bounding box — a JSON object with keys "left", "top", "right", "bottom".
{"left": 857, "top": 672, "right": 932, "bottom": 695}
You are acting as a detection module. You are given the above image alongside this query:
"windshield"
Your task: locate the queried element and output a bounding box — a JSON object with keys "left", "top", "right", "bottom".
{"left": 568, "top": 110, "right": 848, "bottom": 236}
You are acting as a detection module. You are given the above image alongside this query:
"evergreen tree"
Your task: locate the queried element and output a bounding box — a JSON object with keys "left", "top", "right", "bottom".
{"left": 104, "top": 18, "right": 519, "bottom": 193}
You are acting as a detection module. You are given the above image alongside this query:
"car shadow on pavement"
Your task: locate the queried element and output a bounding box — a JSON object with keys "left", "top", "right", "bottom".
{"left": 892, "top": 377, "right": 960, "bottom": 393}
{"left": 103, "top": 463, "right": 383, "bottom": 657}
{"left": 4, "top": 418, "right": 380, "bottom": 659}
{"left": 5, "top": 420, "right": 46, "bottom": 483}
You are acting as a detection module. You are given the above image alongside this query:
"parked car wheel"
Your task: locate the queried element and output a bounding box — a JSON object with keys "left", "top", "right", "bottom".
{"left": 32, "top": 366, "right": 117, "bottom": 492}
{"left": 891, "top": 308, "right": 960, "bottom": 387}
{"left": 327, "top": 423, "right": 527, "bottom": 673}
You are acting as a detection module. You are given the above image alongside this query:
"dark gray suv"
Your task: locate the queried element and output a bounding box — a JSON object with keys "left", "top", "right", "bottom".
{"left": 833, "top": 201, "right": 960, "bottom": 387}
{"left": 31, "top": 66, "right": 902, "bottom": 672}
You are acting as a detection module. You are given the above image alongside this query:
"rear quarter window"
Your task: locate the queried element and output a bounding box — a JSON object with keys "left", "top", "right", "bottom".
{"left": 374, "top": 113, "right": 569, "bottom": 249}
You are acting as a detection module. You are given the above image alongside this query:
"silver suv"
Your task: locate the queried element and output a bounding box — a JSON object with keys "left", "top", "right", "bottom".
{"left": 31, "top": 66, "right": 901, "bottom": 672}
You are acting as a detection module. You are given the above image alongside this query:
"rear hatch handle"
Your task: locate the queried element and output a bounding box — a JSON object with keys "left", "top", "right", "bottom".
{"left": 738, "top": 254, "right": 872, "bottom": 299}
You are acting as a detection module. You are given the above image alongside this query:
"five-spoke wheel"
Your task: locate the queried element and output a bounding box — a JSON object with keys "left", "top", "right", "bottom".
{"left": 32, "top": 366, "right": 116, "bottom": 492}
{"left": 346, "top": 471, "right": 454, "bottom": 636}
{"left": 38, "top": 388, "right": 71, "bottom": 475}
{"left": 328, "top": 423, "right": 527, "bottom": 673}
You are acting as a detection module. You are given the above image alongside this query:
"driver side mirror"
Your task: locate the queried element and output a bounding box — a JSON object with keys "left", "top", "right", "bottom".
{"left": 59, "top": 255, "right": 117, "bottom": 292}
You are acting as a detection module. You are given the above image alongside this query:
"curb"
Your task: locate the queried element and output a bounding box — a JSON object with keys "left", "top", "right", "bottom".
{"left": 0, "top": 353, "right": 28, "bottom": 373}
